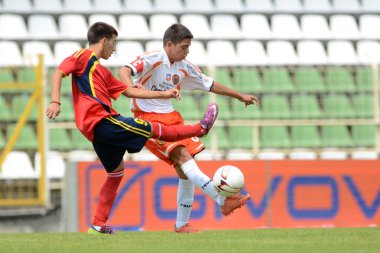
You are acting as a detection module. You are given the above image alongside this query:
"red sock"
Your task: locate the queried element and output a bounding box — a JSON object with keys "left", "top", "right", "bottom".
{"left": 92, "top": 170, "right": 124, "bottom": 226}
{"left": 150, "top": 122, "right": 205, "bottom": 141}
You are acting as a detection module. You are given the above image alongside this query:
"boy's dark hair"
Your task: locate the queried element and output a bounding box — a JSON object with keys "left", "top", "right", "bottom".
{"left": 87, "top": 22, "right": 118, "bottom": 45}
{"left": 163, "top": 24, "right": 193, "bottom": 46}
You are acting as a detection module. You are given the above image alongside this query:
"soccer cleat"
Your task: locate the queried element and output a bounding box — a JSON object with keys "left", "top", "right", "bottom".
{"left": 173, "top": 223, "right": 201, "bottom": 233}
{"left": 87, "top": 225, "right": 114, "bottom": 235}
{"left": 199, "top": 102, "right": 219, "bottom": 137}
{"left": 219, "top": 193, "right": 251, "bottom": 216}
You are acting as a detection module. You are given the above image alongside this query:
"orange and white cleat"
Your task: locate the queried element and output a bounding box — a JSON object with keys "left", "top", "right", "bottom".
{"left": 173, "top": 223, "right": 201, "bottom": 233}
{"left": 220, "top": 193, "right": 251, "bottom": 216}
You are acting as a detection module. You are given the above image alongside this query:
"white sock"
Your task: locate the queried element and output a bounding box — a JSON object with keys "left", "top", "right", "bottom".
{"left": 181, "top": 159, "right": 226, "bottom": 206}
{"left": 176, "top": 179, "right": 194, "bottom": 229}
{"left": 92, "top": 225, "right": 101, "bottom": 231}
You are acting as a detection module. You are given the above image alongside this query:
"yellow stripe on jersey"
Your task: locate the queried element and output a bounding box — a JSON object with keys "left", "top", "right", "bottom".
{"left": 73, "top": 49, "right": 86, "bottom": 58}
{"left": 89, "top": 60, "right": 99, "bottom": 97}
{"left": 106, "top": 116, "right": 151, "bottom": 138}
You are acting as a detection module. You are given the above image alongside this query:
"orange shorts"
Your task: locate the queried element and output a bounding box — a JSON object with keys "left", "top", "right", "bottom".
{"left": 134, "top": 110, "right": 205, "bottom": 165}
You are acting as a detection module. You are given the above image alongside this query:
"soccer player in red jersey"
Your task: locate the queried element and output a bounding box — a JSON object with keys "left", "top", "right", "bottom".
{"left": 119, "top": 24, "right": 259, "bottom": 233}
{"left": 46, "top": 22, "right": 219, "bottom": 235}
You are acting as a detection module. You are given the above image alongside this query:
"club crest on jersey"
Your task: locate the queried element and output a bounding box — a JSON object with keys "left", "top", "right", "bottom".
{"left": 166, "top": 74, "right": 171, "bottom": 82}
{"left": 172, "top": 74, "right": 180, "bottom": 85}
{"left": 157, "top": 139, "right": 165, "bottom": 145}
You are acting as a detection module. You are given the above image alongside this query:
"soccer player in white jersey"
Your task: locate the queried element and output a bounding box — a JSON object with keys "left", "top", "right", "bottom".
{"left": 119, "top": 24, "right": 259, "bottom": 233}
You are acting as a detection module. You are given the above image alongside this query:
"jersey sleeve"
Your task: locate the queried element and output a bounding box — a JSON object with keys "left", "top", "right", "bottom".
{"left": 181, "top": 62, "right": 214, "bottom": 91}
{"left": 58, "top": 49, "right": 88, "bottom": 77}
{"left": 104, "top": 68, "right": 128, "bottom": 100}
{"left": 124, "top": 51, "right": 161, "bottom": 76}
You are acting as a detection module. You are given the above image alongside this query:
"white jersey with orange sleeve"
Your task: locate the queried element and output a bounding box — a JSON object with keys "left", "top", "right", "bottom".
{"left": 124, "top": 49, "right": 214, "bottom": 113}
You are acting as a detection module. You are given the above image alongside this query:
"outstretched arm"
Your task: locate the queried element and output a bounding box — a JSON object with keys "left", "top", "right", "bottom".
{"left": 122, "top": 86, "right": 180, "bottom": 100}
{"left": 46, "top": 69, "right": 64, "bottom": 119}
{"left": 210, "top": 81, "right": 259, "bottom": 106}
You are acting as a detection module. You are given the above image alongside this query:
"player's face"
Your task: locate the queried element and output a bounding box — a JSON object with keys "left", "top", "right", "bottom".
{"left": 167, "top": 39, "right": 191, "bottom": 62}
{"left": 102, "top": 34, "right": 117, "bottom": 60}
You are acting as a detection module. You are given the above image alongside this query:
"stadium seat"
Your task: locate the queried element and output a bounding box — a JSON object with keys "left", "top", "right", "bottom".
{"left": 355, "top": 67, "right": 374, "bottom": 91}
{"left": 58, "top": 14, "right": 88, "bottom": 40}
{"left": 323, "top": 94, "right": 355, "bottom": 119}
{"left": 11, "top": 94, "right": 38, "bottom": 121}
{"left": 213, "top": 68, "right": 233, "bottom": 87}
{"left": 93, "top": 0, "right": 123, "bottom": 13}
{"left": 303, "top": 0, "right": 332, "bottom": 13}
{"left": 154, "top": 0, "right": 184, "bottom": 13}
{"left": 232, "top": 98, "right": 261, "bottom": 120}
{"left": 116, "top": 41, "right": 145, "bottom": 64}
{"left": 359, "top": 15, "right": 380, "bottom": 39}
{"left": 236, "top": 40, "right": 268, "bottom": 66}
{"left": 210, "top": 15, "right": 241, "bottom": 39}
{"left": 49, "top": 128, "right": 72, "bottom": 151}
{"left": 297, "top": 40, "right": 329, "bottom": 65}
{"left": 233, "top": 67, "right": 264, "bottom": 93}
{"left": 274, "top": 0, "right": 303, "bottom": 12}
{"left": 245, "top": 0, "right": 274, "bottom": 13}
{"left": 34, "top": 151, "right": 66, "bottom": 179}
{"left": 207, "top": 40, "right": 237, "bottom": 66}
{"left": 2, "top": 0, "right": 32, "bottom": 13}
{"left": 172, "top": 95, "right": 202, "bottom": 120}
{"left": 183, "top": 0, "right": 214, "bottom": 13}
{"left": 0, "top": 41, "right": 23, "bottom": 67}
{"left": 262, "top": 68, "right": 295, "bottom": 92}
{"left": 332, "top": 0, "right": 362, "bottom": 13}
{"left": 321, "top": 125, "right": 353, "bottom": 148}
{"left": 22, "top": 41, "right": 55, "bottom": 67}
{"left": 291, "top": 94, "right": 323, "bottom": 119}
{"left": 290, "top": 126, "right": 321, "bottom": 148}
{"left": 0, "top": 151, "right": 37, "bottom": 179}
{"left": 56, "top": 96, "right": 75, "bottom": 122}
{"left": 124, "top": 0, "right": 154, "bottom": 13}
{"left": 149, "top": 14, "right": 178, "bottom": 39}
{"left": 330, "top": 15, "right": 360, "bottom": 40}
{"left": 180, "top": 14, "right": 211, "bottom": 40}
{"left": 352, "top": 94, "right": 374, "bottom": 118}
{"left": 0, "top": 14, "right": 29, "bottom": 40}
{"left": 289, "top": 150, "right": 318, "bottom": 160}
{"left": 145, "top": 40, "right": 162, "bottom": 52}
{"left": 267, "top": 41, "right": 298, "bottom": 66}
{"left": 260, "top": 126, "right": 291, "bottom": 149}
{"left": 33, "top": 0, "right": 63, "bottom": 13}
{"left": 352, "top": 125, "right": 376, "bottom": 147}
{"left": 230, "top": 126, "right": 254, "bottom": 149}
{"left": 17, "top": 68, "right": 36, "bottom": 83}
{"left": 28, "top": 14, "right": 60, "bottom": 40}
{"left": 241, "top": 14, "right": 272, "bottom": 40}
{"left": 362, "top": 0, "right": 380, "bottom": 12}
{"left": 71, "top": 129, "right": 93, "bottom": 150}
{"left": 214, "top": 0, "right": 244, "bottom": 13}
{"left": 325, "top": 67, "right": 356, "bottom": 92}
{"left": 294, "top": 67, "right": 326, "bottom": 92}
{"left": 215, "top": 96, "right": 232, "bottom": 120}
{"left": 301, "top": 15, "right": 331, "bottom": 40}
{"left": 186, "top": 41, "right": 207, "bottom": 66}
{"left": 327, "top": 40, "right": 359, "bottom": 65}
{"left": 7, "top": 124, "right": 38, "bottom": 150}
{"left": 0, "top": 69, "right": 15, "bottom": 83}
{"left": 261, "top": 94, "right": 291, "bottom": 119}
{"left": 54, "top": 41, "right": 82, "bottom": 66}
{"left": 320, "top": 150, "right": 348, "bottom": 159}
{"left": 271, "top": 14, "right": 302, "bottom": 40}
{"left": 0, "top": 95, "right": 11, "bottom": 121}
{"left": 201, "top": 126, "right": 230, "bottom": 150}
{"left": 88, "top": 14, "right": 119, "bottom": 30}
{"left": 357, "top": 40, "right": 380, "bottom": 65}
{"left": 62, "top": 0, "right": 93, "bottom": 13}
{"left": 0, "top": 130, "right": 5, "bottom": 150}
{"left": 118, "top": 15, "right": 151, "bottom": 40}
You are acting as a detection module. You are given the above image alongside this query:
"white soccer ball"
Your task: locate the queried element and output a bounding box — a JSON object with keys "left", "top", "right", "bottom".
{"left": 212, "top": 165, "right": 244, "bottom": 197}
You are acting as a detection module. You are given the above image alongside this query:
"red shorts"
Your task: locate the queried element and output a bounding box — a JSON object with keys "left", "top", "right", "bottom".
{"left": 134, "top": 110, "right": 205, "bottom": 165}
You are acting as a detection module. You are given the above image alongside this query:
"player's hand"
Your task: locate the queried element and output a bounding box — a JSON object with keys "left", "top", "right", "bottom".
{"left": 240, "top": 94, "right": 259, "bottom": 107}
{"left": 132, "top": 83, "right": 143, "bottom": 89}
{"left": 46, "top": 103, "right": 61, "bottom": 120}
{"left": 163, "top": 88, "right": 181, "bottom": 101}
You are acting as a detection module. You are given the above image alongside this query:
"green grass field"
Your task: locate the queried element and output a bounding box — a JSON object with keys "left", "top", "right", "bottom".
{"left": 0, "top": 228, "right": 379, "bottom": 253}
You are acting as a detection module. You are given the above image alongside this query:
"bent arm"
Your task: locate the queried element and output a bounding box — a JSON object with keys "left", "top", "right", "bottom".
{"left": 118, "top": 66, "right": 134, "bottom": 86}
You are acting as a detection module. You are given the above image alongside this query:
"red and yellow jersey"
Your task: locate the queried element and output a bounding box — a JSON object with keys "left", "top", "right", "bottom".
{"left": 58, "top": 48, "right": 127, "bottom": 141}
{"left": 125, "top": 49, "right": 213, "bottom": 113}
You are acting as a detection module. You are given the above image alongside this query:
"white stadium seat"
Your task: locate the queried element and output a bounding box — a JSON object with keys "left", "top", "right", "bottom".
{"left": 0, "top": 14, "right": 29, "bottom": 40}
{"left": 23, "top": 41, "right": 55, "bottom": 67}
{"left": 241, "top": 14, "right": 272, "bottom": 40}
{"left": 149, "top": 14, "right": 178, "bottom": 39}
{"left": 330, "top": 15, "right": 360, "bottom": 40}
{"left": 214, "top": 0, "right": 244, "bottom": 13}
{"left": 59, "top": 14, "right": 88, "bottom": 40}
{"left": 2, "top": 0, "right": 32, "bottom": 13}
{"left": 34, "top": 152, "right": 66, "bottom": 179}
{"left": 88, "top": 14, "right": 119, "bottom": 30}
{"left": 327, "top": 40, "right": 359, "bottom": 65}
{"left": 267, "top": 41, "right": 298, "bottom": 65}
{"left": 0, "top": 41, "right": 23, "bottom": 67}
{"left": 207, "top": 40, "right": 237, "bottom": 66}
{"left": 236, "top": 40, "right": 268, "bottom": 66}
{"left": 210, "top": 14, "right": 241, "bottom": 39}
{"left": 93, "top": 0, "right": 123, "bottom": 13}
{"left": 274, "top": 0, "right": 303, "bottom": 13}
{"left": 301, "top": 15, "right": 332, "bottom": 40}
{"left": 28, "top": 14, "right": 60, "bottom": 40}
{"left": 0, "top": 151, "right": 37, "bottom": 179}
{"left": 54, "top": 41, "right": 82, "bottom": 66}
{"left": 303, "top": 0, "right": 332, "bottom": 13}
{"left": 245, "top": 0, "right": 274, "bottom": 13}
{"left": 332, "top": 0, "right": 362, "bottom": 13}
{"left": 271, "top": 14, "right": 302, "bottom": 40}
{"left": 180, "top": 14, "right": 212, "bottom": 40}
{"left": 145, "top": 40, "right": 163, "bottom": 52}
{"left": 187, "top": 41, "right": 208, "bottom": 66}
{"left": 119, "top": 15, "right": 151, "bottom": 40}
{"left": 359, "top": 15, "right": 380, "bottom": 40}
{"left": 63, "top": 0, "right": 93, "bottom": 13}
{"left": 33, "top": 0, "right": 62, "bottom": 13}
{"left": 357, "top": 40, "right": 380, "bottom": 65}
{"left": 154, "top": 0, "right": 184, "bottom": 13}
{"left": 183, "top": 0, "right": 214, "bottom": 13}
{"left": 124, "top": 0, "right": 154, "bottom": 13}
{"left": 116, "top": 41, "right": 145, "bottom": 64}
{"left": 362, "top": 0, "right": 380, "bottom": 12}
{"left": 297, "top": 40, "right": 328, "bottom": 65}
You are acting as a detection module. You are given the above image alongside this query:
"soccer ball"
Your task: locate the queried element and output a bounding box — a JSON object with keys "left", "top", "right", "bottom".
{"left": 212, "top": 165, "right": 244, "bottom": 197}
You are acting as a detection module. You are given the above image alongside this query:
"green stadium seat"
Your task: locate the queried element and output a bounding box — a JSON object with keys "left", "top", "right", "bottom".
{"left": 261, "top": 94, "right": 291, "bottom": 119}
{"left": 0, "top": 69, "right": 15, "bottom": 83}
{"left": 291, "top": 94, "right": 323, "bottom": 119}
{"left": 56, "top": 96, "right": 75, "bottom": 122}
{"left": 0, "top": 131, "right": 5, "bottom": 149}
{"left": 352, "top": 94, "right": 374, "bottom": 118}
{"left": 352, "top": 125, "right": 376, "bottom": 147}
{"left": 262, "top": 68, "right": 294, "bottom": 92}
{"left": 11, "top": 94, "right": 38, "bottom": 121}
{"left": 231, "top": 98, "right": 261, "bottom": 119}
{"left": 60, "top": 76, "right": 72, "bottom": 95}
{"left": 233, "top": 68, "right": 263, "bottom": 93}
{"left": 17, "top": 68, "right": 36, "bottom": 83}
{"left": 294, "top": 67, "right": 326, "bottom": 92}
{"left": 201, "top": 126, "right": 229, "bottom": 150}
{"left": 7, "top": 124, "right": 38, "bottom": 150}
{"left": 356, "top": 67, "right": 373, "bottom": 91}
{"left": 230, "top": 126, "right": 253, "bottom": 149}
{"left": 325, "top": 67, "right": 356, "bottom": 92}
{"left": 214, "top": 68, "right": 233, "bottom": 88}
{"left": 173, "top": 95, "right": 202, "bottom": 120}
{"left": 112, "top": 97, "right": 131, "bottom": 116}
{"left": 49, "top": 128, "right": 72, "bottom": 151}
{"left": 0, "top": 95, "right": 11, "bottom": 121}
{"left": 71, "top": 129, "right": 93, "bottom": 150}
{"left": 260, "top": 126, "right": 291, "bottom": 149}
{"left": 290, "top": 126, "right": 321, "bottom": 148}
{"left": 321, "top": 125, "right": 353, "bottom": 148}
{"left": 323, "top": 94, "right": 355, "bottom": 118}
